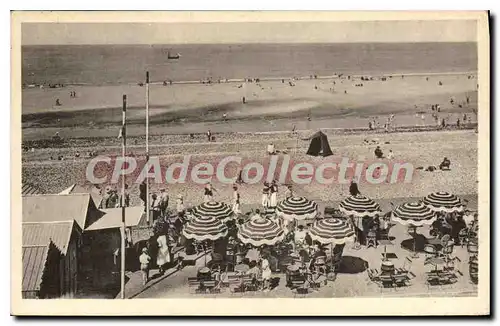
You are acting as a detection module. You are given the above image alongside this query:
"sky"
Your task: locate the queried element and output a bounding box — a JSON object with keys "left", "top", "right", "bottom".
{"left": 21, "top": 20, "right": 478, "bottom": 45}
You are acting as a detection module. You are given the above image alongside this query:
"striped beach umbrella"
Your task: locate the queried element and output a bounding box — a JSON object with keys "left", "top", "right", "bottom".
{"left": 392, "top": 201, "right": 437, "bottom": 227}
{"left": 191, "top": 201, "right": 234, "bottom": 222}
{"left": 338, "top": 195, "right": 382, "bottom": 218}
{"left": 276, "top": 196, "right": 318, "bottom": 221}
{"left": 238, "top": 217, "right": 285, "bottom": 247}
{"left": 423, "top": 192, "right": 464, "bottom": 213}
{"left": 309, "top": 218, "right": 355, "bottom": 245}
{"left": 182, "top": 215, "right": 228, "bottom": 241}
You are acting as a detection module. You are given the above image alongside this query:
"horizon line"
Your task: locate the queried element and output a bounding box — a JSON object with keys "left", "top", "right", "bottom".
{"left": 22, "top": 41, "right": 478, "bottom": 46}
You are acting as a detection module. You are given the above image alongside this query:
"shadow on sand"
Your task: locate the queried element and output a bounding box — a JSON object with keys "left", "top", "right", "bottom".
{"left": 338, "top": 256, "right": 369, "bottom": 274}
{"left": 400, "top": 234, "right": 429, "bottom": 253}
{"left": 269, "top": 277, "right": 281, "bottom": 290}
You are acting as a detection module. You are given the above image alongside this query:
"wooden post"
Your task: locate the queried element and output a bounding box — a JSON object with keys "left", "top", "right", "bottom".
{"left": 120, "top": 94, "right": 127, "bottom": 299}
{"left": 145, "top": 71, "right": 150, "bottom": 223}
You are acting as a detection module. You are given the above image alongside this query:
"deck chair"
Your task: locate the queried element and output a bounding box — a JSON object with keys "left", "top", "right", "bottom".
{"left": 392, "top": 273, "right": 410, "bottom": 288}
{"left": 424, "top": 245, "right": 438, "bottom": 263}
{"left": 367, "top": 268, "right": 381, "bottom": 282}
{"left": 188, "top": 277, "right": 202, "bottom": 294}
{"left": 440, "top": 234, "right": 451, "bottom": 247}
{"left": 378, "top": 274, "right": 394, "bottom": 290}
{"left": 426, "top": 273, "right": 441, "bottom": 289}
{"left": 314, "top": 256, "right": 328, "bottom": 276}
{"left": 458, "top": 228, "right": 469, "bottom": 247}
{"left": 396, "top": 257, "right": 415, "bottom": 278}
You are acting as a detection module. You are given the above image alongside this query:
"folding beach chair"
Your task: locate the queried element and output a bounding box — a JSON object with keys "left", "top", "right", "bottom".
{"left": 396, "top": 257, "right": 415, "bottom": 278}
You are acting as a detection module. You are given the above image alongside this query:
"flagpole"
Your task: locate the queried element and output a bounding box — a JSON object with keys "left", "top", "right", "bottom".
{"left": 145, "top": 71, "right": 150, "bottom": 224}
{"left": 120, "top": 94, "right": 127, "bottom": 299}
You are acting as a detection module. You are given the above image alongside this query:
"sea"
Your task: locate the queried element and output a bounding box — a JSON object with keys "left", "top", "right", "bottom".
{"left": 22, "top": 43, "right": 477, "bottom": 86}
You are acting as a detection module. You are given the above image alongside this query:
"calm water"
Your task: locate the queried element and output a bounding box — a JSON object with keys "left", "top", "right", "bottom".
{"left": 22, "top": 43, "right": 477, "bottom": 86}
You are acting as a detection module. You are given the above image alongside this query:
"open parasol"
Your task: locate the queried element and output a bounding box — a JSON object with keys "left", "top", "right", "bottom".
{"left": 308, "top": 218, "right": 355, "bottom": 245}
{"left": 392, "top": 201, "right": 437, "bottom": 258}
{"left": 423, "top": 192, "right": 464, "bottom": 213}
{"left": 276, "top": 196, "right": 318, "bottom": 221}
{"left": 190, "top": 201, "right": 234, "bottom": 223}
{"left": 338, "top": 195, "right": 382, "bottom": 218}
{"left": 392, "top": 201, "right": 437, "bottom": 227}
{"left": 238, "top": 217, "right": 285, "bottom": 247}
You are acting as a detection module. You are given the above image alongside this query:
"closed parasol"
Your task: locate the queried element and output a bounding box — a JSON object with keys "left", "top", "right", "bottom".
{"left": 276, "top": 196, "right": 318, "bottom": 221}
{"left": 423, "top": 192, "right": 464, "bottom": 213}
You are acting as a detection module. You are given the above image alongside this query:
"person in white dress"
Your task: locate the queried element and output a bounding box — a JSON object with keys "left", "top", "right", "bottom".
{"left": 159, "top": 188, "right": 169, "bottom": 218}
{"left": 387, "top": 150, "right": 395, "bottom": 160}
{"left": 176, "top": 194, "right": 185, "bottom": 218}
{"left": 261, "top": 182, "right": 270, "bottom": 207}
{"left": 156, "top": 234, "right": 171, "bottom": 275}
{"left": 232, "top": 185, "right": 241, "bottom": 215}
{"left": 269, "top": 181, "right": 278, "bottom": 208}
{"left": 139, "top": 248, "right": 151, "bottom": 285}
{"left": 260, "top": 252, "right": 272, "bottom": 292}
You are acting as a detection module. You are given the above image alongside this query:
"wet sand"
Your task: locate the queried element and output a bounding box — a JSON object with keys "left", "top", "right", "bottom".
{"left": 22, "top": 73, "right": 477, "bottom": 140}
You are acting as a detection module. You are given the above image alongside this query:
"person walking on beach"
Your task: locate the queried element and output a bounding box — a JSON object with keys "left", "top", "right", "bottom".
{"left": 151, "top": 193, "right": 161, "bottom": 221}
{"left": 269, "top": 180, "right": 278, "bottom": 208}
{"left": 260, "top": 251, "right": 272, "bottom": 292}
{"left": 176, "top": 194, "right": 185, "bottom": 219}
{"left": 159, "top": 188, "right": 169, "bottom": 218}
{"left": 206, "top": 130, "right": 212, "bottom": 142}
{"left": 204, "top": 182, "right": 216, "bottom": 202}
{"left": 232, "top": 185, "right": 241, "bottom": 215}
{"left": 139, "top": 180, "right": 147, "bottom": 211}
{"left": 262, "top": 182, "right": 270, "bottom": 208}
{"left": 349, "top": 181, "right": 361, "bottom": 197}
{"left": 139, "top": 248, "right": 151, "bottom": 285}
{"left": 235, "top": 167, "right": 245, "bottom": 184}
{"left": 104, "top": 187, "right": 119, "bottom": 209}
{"left": 118, "top": 184, "right": 130, "bottom": 207}
{"left": 156, "top": 234, "right": 171, "bottom": 276}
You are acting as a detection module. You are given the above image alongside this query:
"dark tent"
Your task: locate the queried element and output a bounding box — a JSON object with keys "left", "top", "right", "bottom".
{"left": 306, "top": 131, "right": 333, "bottom": 157}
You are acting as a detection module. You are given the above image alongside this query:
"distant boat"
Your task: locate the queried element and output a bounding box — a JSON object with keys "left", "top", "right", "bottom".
{"left": 167, "top": 51, "right": 181, "bottom": 60}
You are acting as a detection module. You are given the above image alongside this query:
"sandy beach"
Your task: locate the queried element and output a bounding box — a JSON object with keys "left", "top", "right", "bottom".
{"left": 22, "top": 72, "right": 477, "bottom": 141}
{"left": 21, "top": 67, "right": 479, "bottom": 207}
{"left": 22, "top": 129, "right": 478, "bottom": 208}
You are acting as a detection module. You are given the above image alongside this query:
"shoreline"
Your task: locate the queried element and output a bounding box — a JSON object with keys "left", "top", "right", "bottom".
{"left": 23, "top": 70, "right": 478, "bottom": 88}
{"left": 22, "top": 123, "right": 478, "bottom": 145}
